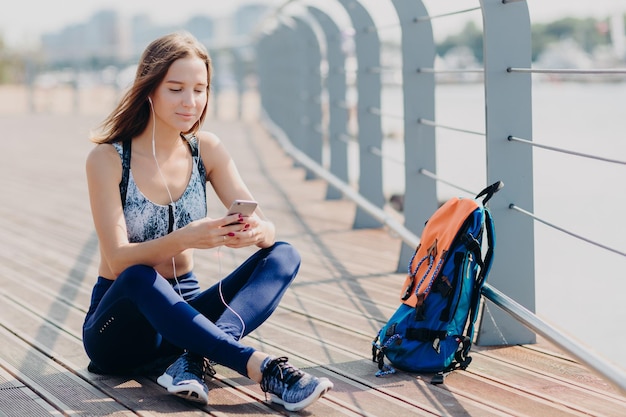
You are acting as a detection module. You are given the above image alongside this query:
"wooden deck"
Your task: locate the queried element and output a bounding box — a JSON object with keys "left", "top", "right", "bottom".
{"left": 0, "top": 86, "right": 625, "bottom": 416}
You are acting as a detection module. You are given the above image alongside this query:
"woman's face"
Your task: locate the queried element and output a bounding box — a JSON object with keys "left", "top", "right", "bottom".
{"left": 151, "top": 56, "right": 208, "bottom": 134}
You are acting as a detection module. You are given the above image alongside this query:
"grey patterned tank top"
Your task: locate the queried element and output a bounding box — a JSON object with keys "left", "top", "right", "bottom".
{"left": 112, "top": 138, "right": 207, "bottom": 243}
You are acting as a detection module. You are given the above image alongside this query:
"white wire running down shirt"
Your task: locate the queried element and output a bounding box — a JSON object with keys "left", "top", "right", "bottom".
{"left": 112, "top": 141, "right": 207, "bottom": 243}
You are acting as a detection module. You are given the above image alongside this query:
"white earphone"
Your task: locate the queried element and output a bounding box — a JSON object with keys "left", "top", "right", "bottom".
{"left": 147, "top": 94, "right": 244, "bottom": 337}
{"left": 148, "top": 95, "right": 182, "bottom": 296}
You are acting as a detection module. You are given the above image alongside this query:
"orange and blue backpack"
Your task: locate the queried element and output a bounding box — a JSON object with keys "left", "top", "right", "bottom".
{"left": 372, "top": 181, "right": 502, "bottom": 384}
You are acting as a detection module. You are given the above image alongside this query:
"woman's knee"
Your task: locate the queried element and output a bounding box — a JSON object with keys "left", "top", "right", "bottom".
{"left": 116, "top": 265, "right": 158, "bottom": 294}
{"left": 272, "top": 241, "right": 301, "bottom": 269}
{"left": 266, "top": 242, "right": 301, "bottom": 282}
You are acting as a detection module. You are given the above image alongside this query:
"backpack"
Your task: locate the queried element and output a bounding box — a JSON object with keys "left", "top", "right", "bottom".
{"left": 372, "top": 181, "right": 502, "bottom": 384}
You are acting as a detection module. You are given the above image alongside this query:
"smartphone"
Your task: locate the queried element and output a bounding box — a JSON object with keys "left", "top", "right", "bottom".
{"left": 226, "top": 199, "right": 258, "bottom": 225}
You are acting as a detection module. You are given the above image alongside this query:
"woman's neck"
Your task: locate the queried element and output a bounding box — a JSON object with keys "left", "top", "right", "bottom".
{"left": 135, "top": 124, "right": 183, "bottom": 157}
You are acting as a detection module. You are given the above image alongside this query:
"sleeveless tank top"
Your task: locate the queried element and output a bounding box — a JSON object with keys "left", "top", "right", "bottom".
{"left": 112, "top": 137, "right": 207, "bottom": 243}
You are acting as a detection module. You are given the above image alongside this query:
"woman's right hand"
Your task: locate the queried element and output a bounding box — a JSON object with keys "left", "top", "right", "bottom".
{"left": 182, "top": 213, "right": 244, "bottom": 249}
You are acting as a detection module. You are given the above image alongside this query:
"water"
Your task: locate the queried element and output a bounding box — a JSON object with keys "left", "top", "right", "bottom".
{"left": 531, "top": 82, "right": 626, "bottom": 370}
{"left": 371, "top": 82, "right": 626, "bottom": 369}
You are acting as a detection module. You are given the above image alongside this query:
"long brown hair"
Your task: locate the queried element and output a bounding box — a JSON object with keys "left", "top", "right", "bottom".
{"left": 92, "top": 31, "right": 212, "bottom": 144}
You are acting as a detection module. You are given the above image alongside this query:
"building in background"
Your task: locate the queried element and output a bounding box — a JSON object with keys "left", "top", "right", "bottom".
{"left": 39, "top": 3, "right": 269, "bottom": 68}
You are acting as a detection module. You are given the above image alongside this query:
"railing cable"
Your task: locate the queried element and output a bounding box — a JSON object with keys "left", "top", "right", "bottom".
{"left": 369, "top": 146, "right": 405, "bottom": 166}
{"left": 417, "top": 68, "right": 484, "bottom": 74}
{"left": 509, "top": 136, "right": 626, "bottom": 165}
{"left": 368, "top": 106, "right": 404, "bottom": 120}
{"left": 338, "top": 133, "right": 356, "bottom": 144}
{"left": 419, "top": 118, "right": 485, "bottom": 136}
{"left": 367, "top": 6, "right": 482, "bottom": 32}
{"left": 262, "top": 110, "right": 420, "bottom": 247}
{"left": 414, "top": 7, "right": 481, "bottom": 22}
{"left": 508, "top": 67, "right": 626, "bottom": 75}
{"left": 418, "top": 169, "right": 476, "bottom": 196}
{"left": 509, "top": 204, "right": 626, "bottom": 258}
{"left": 369, "top": 66, "right": 402, "bottom": 73}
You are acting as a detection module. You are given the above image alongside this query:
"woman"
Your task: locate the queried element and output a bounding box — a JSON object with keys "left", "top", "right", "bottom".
{"left": 82, "top": 31, "right": 332, "bottom": 412}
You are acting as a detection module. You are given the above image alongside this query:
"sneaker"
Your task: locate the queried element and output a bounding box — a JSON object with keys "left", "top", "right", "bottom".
{"left": 260, "top": 356, "right": 333, "bottom": 412}
{"left": 156, "top": 352, "right": 215, "bottom": 404}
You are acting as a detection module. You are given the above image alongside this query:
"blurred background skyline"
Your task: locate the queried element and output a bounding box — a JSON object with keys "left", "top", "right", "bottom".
{"left": 0, "top": 1, "right": 624, "bottom": 87}
{"left": 1, "top": 0, "right": 624, "bottom": 50}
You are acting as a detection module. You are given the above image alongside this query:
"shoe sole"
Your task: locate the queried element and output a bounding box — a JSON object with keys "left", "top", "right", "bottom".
{"left": 269, "top": 378, "right": 334, "bottom": 412}
{"left": 157, "top": 373, "right": 209, "bottom": 405}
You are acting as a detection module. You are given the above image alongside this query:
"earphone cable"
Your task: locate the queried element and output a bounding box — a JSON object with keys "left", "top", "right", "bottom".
{"left": 149, "top": 101, "right": 181, "bottom": 296}
{"left": 150, "top": 100, "right": 244, "bottom": 336}
{"left": 216, "top": 246, "right": 246, "bottom": 341}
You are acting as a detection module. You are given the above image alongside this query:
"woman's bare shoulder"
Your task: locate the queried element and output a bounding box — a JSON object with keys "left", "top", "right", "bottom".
{"left": 195, "top": 130, "right": 221, "bottom": 147}
{"left": 86, "top": 143, "right": 122, "bottom": 175}
{"left": 194, "top": 130, "right": 233, "bottom": 175}
{"left": 87, "top": 142, "right": 119, "bottom": 157}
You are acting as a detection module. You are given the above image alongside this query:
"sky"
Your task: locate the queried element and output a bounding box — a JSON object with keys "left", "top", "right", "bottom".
{"left": 1, "top": 0, "right": 624, "bottom": 50}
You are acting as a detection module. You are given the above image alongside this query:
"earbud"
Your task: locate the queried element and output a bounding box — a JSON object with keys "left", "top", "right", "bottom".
{"left": 148, "top": 96, "right": 153, "bottom": 106}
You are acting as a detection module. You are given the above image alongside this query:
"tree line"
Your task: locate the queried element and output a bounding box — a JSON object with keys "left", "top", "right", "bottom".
{"left": 438, "top": 15, "right": 624, "bottom": 63}
{"left": 1, "top": 14, "right": 624, "bottom": 84}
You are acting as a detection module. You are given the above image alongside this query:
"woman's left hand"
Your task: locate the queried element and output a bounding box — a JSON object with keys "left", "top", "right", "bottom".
{"left": 223, "top": 215, "right": 275, "bottom": 249}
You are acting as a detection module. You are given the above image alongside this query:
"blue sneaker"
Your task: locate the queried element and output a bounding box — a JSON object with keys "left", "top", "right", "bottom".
{"left": 260, "top": 356, "right": 333, "bottom": 411}
{"left": 157, "top": 352, "right": 215, "bottom": 404}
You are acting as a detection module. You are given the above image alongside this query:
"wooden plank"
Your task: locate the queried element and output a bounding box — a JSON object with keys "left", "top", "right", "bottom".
{"left": 252, "top": 316, "right": 607, "bottom": 417}
{"left": 0, "top": 290, "right": 282, "bottom": 417}
{"left": 0, "top": 326, "right": 137, "bottom": 416}
{"left": 1, "top": 98, "right": 626, "bottom": 416}
{"left": 0, "top": 367, "right": 62, "bottom": 417}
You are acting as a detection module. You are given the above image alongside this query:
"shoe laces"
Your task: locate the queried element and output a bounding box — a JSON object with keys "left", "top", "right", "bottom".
{"left": 260, "top": 356, "right": 303, "bottom": 394}
{"left": 183, "top": 352, "right": 216, "bottom": 381}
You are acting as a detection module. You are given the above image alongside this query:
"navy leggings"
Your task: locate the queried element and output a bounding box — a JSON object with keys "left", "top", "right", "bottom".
{"left": 82, "top": 242, "right": 300, "bottom": 377}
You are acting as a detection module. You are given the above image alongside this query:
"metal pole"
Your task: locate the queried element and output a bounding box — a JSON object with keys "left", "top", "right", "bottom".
{"left": 308, "top": 6, "right": 350, "bottom": 200}
{"left": 478, "top": 0, "right": 536, "bottom": 345}
{"left": 337, "top": 0, "right": 385, "bottom": 229}
{"left": 390, "top": 0, "right": 438, "bottom": 271}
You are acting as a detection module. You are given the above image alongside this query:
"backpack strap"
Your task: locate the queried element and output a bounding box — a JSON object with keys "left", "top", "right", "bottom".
{"left": 431, "top": 336, "right": 472, "bottom": 384}
{"left": 466, "top": 208, "right": 496, "bottom": 339}
{"left": 478, "top": 208, "right": 496, "bottom": 285}
{"left": 475, "top": 180, "right": 503, "bottom": 205}
{"left": 472, "top": 180, "right": 500, "bottom": 309}
{"left": 372, "top": 332, "right": 399, "bottom": 377}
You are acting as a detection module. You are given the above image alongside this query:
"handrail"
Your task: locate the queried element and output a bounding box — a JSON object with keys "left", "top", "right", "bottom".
{"left": 260, "top": 108, "right": 626, "bottom": 397}
{"left": 251, "top": 0, "right": 626, "bottom": 396}
{"left": 483, "top": 286, "right": 626, "bottom": 397}
{"left": 260, "top": 110, "right": 419, "bottom": 247}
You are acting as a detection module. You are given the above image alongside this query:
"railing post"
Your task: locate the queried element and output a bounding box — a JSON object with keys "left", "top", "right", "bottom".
{"left": 293, "top": 16, "right": 324, "bottom": 180}
{"left": 257, "top": 29, "right": 279, "bottom": 128}
{"left": 209, "top": 50, "right": 220, "bottom": 118}
{"left": 337, "top": 0, "right": 385, "bottom": 229}
{"left": 232, "top": 49, "right": 246, "bottom": 120}
{"left": 391, "top": 0, "right": 438, "bottom": 272}
{"left": 308, "top": 6, "right": 350, "bottom": 200}
{"left": 255, "top": 32, "right": 273, "bottom": 122}
{"left": 478, "top": 0, "right": 536, "bottom": 345}
{"left": 271, "top": 22, "right": 305, "bottom": 156}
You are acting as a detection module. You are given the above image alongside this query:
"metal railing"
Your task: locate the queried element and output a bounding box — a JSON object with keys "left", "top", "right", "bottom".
{"left": 224, "top": 0, "right": 626, "bottom": 395}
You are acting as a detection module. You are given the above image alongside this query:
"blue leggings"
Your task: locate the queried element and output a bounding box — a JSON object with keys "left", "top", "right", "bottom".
{"left": 82, "top": 242, "right": 300, "bottom": 377}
